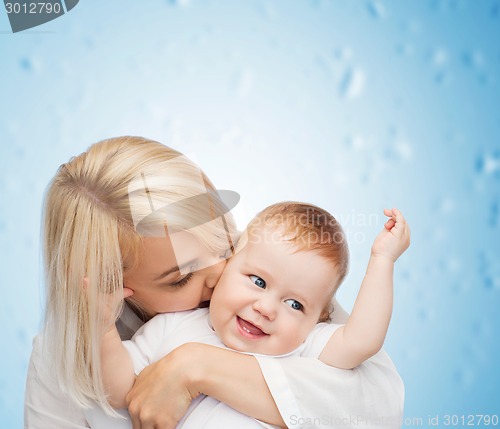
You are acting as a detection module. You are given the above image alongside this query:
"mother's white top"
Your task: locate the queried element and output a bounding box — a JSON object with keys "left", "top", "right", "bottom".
{"left": 24, "top": 302, "right": 404, "bottom": 429}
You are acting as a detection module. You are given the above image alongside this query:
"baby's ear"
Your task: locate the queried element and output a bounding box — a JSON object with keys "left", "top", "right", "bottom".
{"left": 318, "top": 304, "right": 332, "bottom": 323}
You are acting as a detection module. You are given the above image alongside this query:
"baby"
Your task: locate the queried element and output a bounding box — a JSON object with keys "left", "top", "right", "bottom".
{"left": 100, "top": 202, "right": 410, "bottom": 424}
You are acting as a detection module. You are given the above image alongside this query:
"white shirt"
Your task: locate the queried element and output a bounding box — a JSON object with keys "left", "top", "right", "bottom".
{"left": 24, "top": 303, "right": 404, "bottom": 429}
{"left": 123, "top": 307, "right": 341, "bottom": 368}
{"left": 85, "top": 308, "right": 343, "bottom": 429}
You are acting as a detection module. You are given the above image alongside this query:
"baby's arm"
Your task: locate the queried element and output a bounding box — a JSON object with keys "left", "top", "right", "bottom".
{"left": 99, "top": 288, "right": 136, "bottom": 409}
{"left": 319, "top": 208, "right": 410, "bottom": 369}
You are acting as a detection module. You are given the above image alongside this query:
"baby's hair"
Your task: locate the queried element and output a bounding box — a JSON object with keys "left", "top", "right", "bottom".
{"left": 42, "top": 136, "right": 237, "bottom": 415}
{"left": 247, "top": 202, "right": 349, "bottom": 322}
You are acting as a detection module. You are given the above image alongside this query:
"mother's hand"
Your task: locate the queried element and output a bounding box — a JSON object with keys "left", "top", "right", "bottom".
{"left": 125, "top": 343, "right": 201, "bottom": 429}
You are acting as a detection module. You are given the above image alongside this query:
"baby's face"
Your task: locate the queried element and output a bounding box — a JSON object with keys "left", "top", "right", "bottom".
{"left": 209, "top": 227, "right": 339, "bottom": 356}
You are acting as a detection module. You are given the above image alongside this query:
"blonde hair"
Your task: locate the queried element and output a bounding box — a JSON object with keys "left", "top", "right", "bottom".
{"left": 247, "top": 202, "right": 349, "bottom": 322}
{"left": 42, "top": 136, "right": 237, "bottom": 413}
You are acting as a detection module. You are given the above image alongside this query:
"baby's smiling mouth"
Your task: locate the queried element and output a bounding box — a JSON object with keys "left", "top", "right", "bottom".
{"left": 236, "top": 316, "right": 269, "bottom": 339}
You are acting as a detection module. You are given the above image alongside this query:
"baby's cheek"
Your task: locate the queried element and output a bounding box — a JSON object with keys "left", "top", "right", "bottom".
{"left": 281, "top": 331, "right": 307, "bottom": 353}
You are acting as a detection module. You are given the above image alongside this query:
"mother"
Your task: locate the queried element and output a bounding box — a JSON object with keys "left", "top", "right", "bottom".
{"left": 25, "top": 136, "right": 403, "bottom": 429}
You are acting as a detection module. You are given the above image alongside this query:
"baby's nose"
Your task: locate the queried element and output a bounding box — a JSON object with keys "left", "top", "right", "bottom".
{"left": 253, "top": 299, "right": 276, "bottom": 321}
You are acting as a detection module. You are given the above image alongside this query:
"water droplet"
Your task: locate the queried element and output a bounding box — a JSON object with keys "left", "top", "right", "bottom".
{"left": 477, "top": 252, "right": 499, "bottom": 291}
{"left": 494, "top": 276, "right": 500, "bottom": 290}
{"left": 394, "top": 139, "right": 413, "bottom": 161}
{"left": 446, "top": 257, "right": 461, "bottom": 274}
{"left": 395, "top": 43, "right": 414, "bottom": 57}
{"left": 489, "top": 201, "right": 499, "bottom": 227}
{"left": 491, "top": 2, "right": 499, "bottom": 17}
{"left": 17, "top": 329, "right": 27, "bottom": 343}
{"left": 483, "top": 276, "right": 494, "bottom": 289}
{"left": 432, "top": 0, "right": 467, "bottom": 12}
{"left": 406, "top": 19, "right": 421, "bottom": 34}
{"left": 360, "top": 173, "right": 370, "bottom": 184}
{"left": 430, "top": 48, "right": 449, "bottom": 67}
{"left": 451, "top": 280, "right": 464, "bottom": 293}
{"left": 463, "top": 50, "right": 484, "bottom": 68}
{"left": 310, "top": 0, "right": 325, "bottom": 8}
{"left": 315, "top": 55, "right": 333, "bottom": 76}
{"left": 19, "top": 58, "right": 33, "bottom": 71}
{"left": 333, "top": 47, "right": 353, "bottom": 62}
{"left": 417, "top": 308, "right": 428, "bottom": 322}
{"left": 83, "top": 36, "right": 96, "bottom": 49}
{"left": 235, "top": 71, "right": 254, "bottom": 98}
{"left": 452, "top": 367, "right": 475, "bottom": 386}
{"left": 477, "top": 72, "right": 492, "bottom": 86}
{"left": 257, "top": 1, "right": 275, "bottom": 19}
{"left": 400, "top": 269, "right": 411, "bottom": 281}
{"left": 339, "top": 68, "right": 366, "bottom": 99}
{"left": 404, "top": 346, "right": 420, "bottom": 361}
{"left": 431, "top": 225, "right": 447, "bottom": 241}
{"left": 167, "top": 0, "right": 190, "bottom": 6}
{"left": 345, "top": 135, "right": 366, "bottom": 151}
{"left": 367, "top": 0, "right": 386, "bottom": 19}
{"left": 435, "top": 70, "right": 452, "bottom": 85}
{"left": 435, "top": 197, "right": 455, "bottom": 214}
{"left": 475, "top": 152, "right": 500, "bottom": 175}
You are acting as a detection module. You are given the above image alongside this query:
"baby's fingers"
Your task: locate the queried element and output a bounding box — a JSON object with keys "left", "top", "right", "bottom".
{"left": 383, "top": 208, "right": 409, "bottom": 237}
{"left": 392, "top": 208, "right": 406, "bottom": 227}
{"left": 384, "top": 217, "right": 396, "bottom": 230}
{"left": 383, "top": 208, "right": 398, "bottom": 230}
{"left": 392, "top": 208, "right": 411, "bottom": 248}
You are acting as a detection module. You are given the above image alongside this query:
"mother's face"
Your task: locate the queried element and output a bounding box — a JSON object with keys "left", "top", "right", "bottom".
{"left": 123, "top": 231, "right": 226, "bottom": 317}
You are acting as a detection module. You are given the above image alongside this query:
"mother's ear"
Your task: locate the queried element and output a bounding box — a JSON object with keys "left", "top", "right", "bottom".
{"left": 83, "top": 277, "right": 134, "bottom": 298}
{"left": 123, "top": 287, "right": 134, "bottom": 299}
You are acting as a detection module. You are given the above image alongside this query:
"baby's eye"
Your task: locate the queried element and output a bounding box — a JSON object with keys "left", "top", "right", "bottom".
{"left": 249, "top": 275, "right": 266, "bottom": 289}
{"left": 284, "top": 299, "right": 303, "bottom": 311}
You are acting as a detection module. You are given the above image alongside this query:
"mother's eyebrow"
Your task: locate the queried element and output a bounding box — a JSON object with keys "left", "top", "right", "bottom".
{"left": 154, "top": 258, "right": 197, "bottom": 281}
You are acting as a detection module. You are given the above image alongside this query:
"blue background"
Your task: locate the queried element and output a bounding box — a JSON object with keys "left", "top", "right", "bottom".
{"left": 1, "top": 0, "right": 499, "bottom": 427}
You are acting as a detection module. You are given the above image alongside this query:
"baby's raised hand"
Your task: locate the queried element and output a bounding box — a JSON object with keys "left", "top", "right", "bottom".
{"left": 371, "top": 208, "right": 410, "bottom": 262}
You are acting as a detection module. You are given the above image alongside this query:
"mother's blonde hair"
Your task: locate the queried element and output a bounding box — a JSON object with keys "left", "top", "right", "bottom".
{"left": 42, "top": 136, "right": 236, "bottom": 413}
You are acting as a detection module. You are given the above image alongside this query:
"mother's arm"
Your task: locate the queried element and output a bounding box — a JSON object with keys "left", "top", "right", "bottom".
{"left": 126, "top": 343, "right": 286, "bottom": 428}
{"left": 126, "top": 299, "right": 404, "bottom": 429}
{"left": 199, "top": 298, "right": 404, "bottom": 428}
